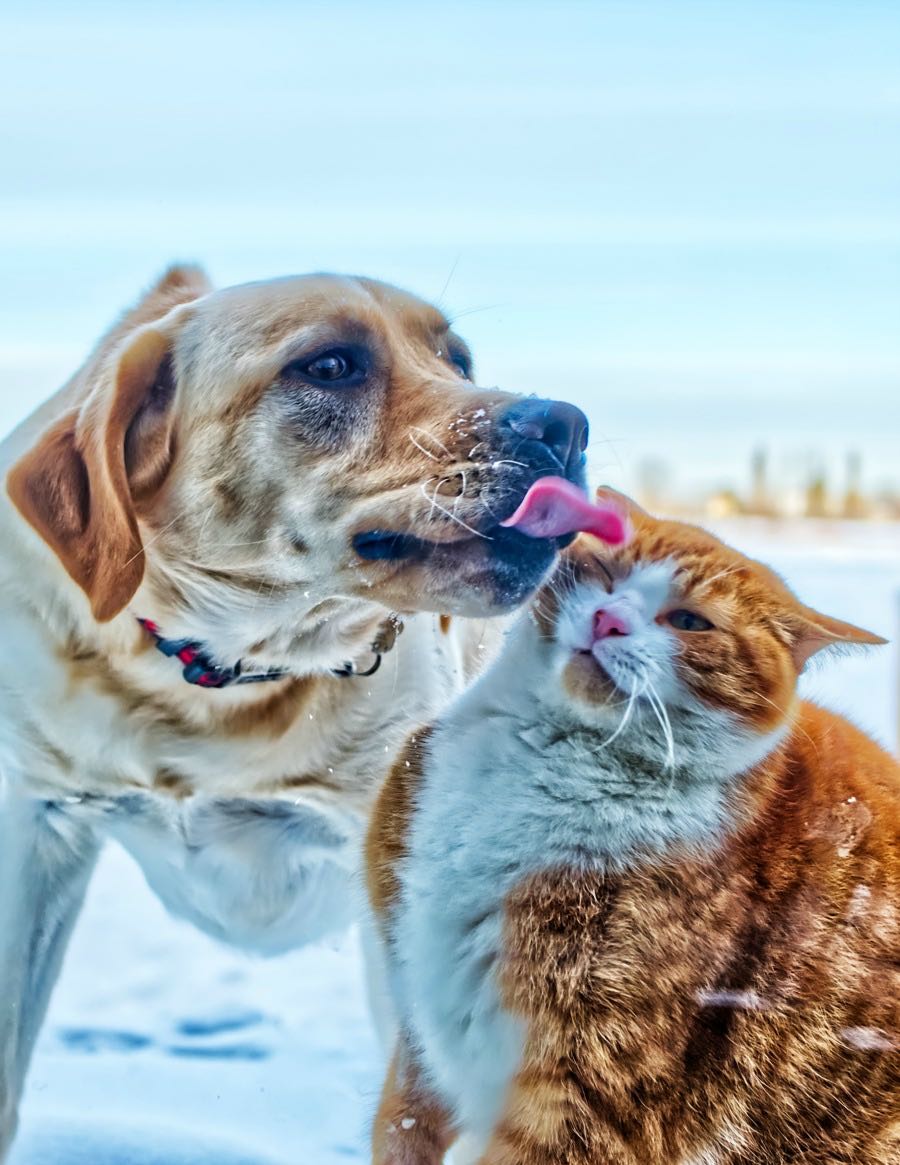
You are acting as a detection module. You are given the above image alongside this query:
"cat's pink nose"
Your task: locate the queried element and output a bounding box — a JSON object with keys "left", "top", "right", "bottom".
{"left": 593, "top": 609, "right": 630, "bottom": 640}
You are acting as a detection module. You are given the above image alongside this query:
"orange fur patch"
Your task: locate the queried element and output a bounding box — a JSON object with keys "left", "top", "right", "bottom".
{"left": 368, "top": 505, "right": 900, "bottom": 1163}
{"left": 486, "top": 704, "right": 900, "bottom": 1162}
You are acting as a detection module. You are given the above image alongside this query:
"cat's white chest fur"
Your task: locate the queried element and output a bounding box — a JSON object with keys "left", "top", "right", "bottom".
{"left": 394, "top": 617, "right": 779, "bottom": 1142}
{"left": 395, "top": 710, "right": 533, "bottom": 1142}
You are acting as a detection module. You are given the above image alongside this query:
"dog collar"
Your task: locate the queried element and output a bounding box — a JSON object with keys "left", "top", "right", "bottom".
{"left": 137, "top": 615, "right": 402, "bottom": 689}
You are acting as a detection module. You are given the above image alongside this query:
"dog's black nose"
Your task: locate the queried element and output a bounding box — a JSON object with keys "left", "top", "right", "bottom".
{"left": 499, "top": 398, "right": 589, "bottom": 478}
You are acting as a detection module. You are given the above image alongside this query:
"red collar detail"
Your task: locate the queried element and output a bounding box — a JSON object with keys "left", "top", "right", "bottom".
{"left": 137, "top": 618, "right": 288, "bottom": 689}
{"left": 137, "top": 618, "right": 384, "bottom": 688}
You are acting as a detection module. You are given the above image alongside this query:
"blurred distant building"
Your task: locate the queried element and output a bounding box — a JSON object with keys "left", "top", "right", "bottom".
{"left": 748, "top": 447, "right": 775, "bottom": 517}
{"left": 804, "top": 471, "right": 829, "bottom": 519}
{"left": 842, "top": 452, "right": 869, "bottom": 520}
{"left": 705, "top": 488, "right": 744, "bottom": 519}
{"left": 639, "top": 444, "right": 898, "bottom": 523}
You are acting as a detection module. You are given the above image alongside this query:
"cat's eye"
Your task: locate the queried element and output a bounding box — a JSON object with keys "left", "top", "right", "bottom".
{"left": 666, "top": 609, "right": 715, "bottom": 633}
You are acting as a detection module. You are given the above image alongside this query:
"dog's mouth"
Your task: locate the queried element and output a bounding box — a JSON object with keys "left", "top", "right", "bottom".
{"left": 349, "top": 481, "right": 577, "bottom": 613}
{"left": 349, "top": 475, "right": 615, "bottom": 613}
{"left": 352, "top": 519, "right": 578, "bottom": 614}
{"left": 351, "top": 523, "right": 578, "bottom": 563}
{"left": 352, "top": 475, "right": 628, "bottom": 565}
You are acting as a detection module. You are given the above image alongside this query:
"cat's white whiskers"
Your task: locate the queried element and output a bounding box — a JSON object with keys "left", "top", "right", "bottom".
{"left": 597, "top": 677, "right": 642, "bottom": 751}
{"left": 756, "top": 691, "right": 821, "bottom": 757}
{"left": 644, "top": 679, "right": 677, "bottom": 774}
{"left": 695, "top": 565, "right": 743, "bottom": 591}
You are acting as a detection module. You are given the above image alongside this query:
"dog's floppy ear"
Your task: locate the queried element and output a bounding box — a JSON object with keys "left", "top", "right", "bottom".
{"left": 6, "top": 267, "right": 209, "bottom": 622}
{"left": 8, "top": 325, "right": 181, "bottom": 622}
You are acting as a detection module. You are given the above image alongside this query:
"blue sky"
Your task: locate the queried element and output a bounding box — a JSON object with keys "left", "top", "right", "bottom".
{"left": 1, "top": 0, "right": 898, "bottom": 499}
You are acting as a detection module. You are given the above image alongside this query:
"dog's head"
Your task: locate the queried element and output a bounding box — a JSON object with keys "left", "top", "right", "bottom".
{"left": 8, "top": 267, "right": 588, "bottom": 659}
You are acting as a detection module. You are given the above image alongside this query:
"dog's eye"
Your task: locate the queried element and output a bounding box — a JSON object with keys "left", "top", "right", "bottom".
{"left": 304, "top": 351, "right": 355, "bottom": 382}
{"left": 448, "top": 350, "right": 472, "bottom": 380}
{"left": 308, "top": 353, "right": 350, "bottom": 380}
{"left": 281, "top": 348, "right": 364, "bottom": 387}
{"left": 666, "top": 609, "right": 715, "bottom": 632}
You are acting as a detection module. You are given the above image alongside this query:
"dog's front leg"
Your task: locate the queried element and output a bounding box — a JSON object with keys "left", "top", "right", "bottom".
{"left": 0, "top": 792, "right": 99, "bottom": 1158}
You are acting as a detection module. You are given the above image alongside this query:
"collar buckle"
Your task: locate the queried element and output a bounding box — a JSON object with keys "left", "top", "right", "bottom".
{"left": 331, "top": 652, "right": 383, "bottom": 679}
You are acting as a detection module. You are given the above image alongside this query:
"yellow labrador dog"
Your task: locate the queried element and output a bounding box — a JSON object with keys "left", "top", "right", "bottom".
{"left": 0, "top": 266, "right": 588, "bottom": 1153}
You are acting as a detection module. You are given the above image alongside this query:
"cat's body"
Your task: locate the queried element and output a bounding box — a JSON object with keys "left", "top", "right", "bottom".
{"left": 368, "top": 499, "right": 900, "bottom": 1165}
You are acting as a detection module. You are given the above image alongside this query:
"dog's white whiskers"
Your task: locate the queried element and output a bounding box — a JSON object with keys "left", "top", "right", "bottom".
{"left": 211, "top": 536, "right": 275, "bottom": 551}
{"left": 435, "top": 252, "right": 462, "bottom": 306}
{"left": 125, "top": 508, "right": 196, "bottom": 568}
{"left": 446, "top": 302, "right": 502, "bottom": 323}
{"left": 421, "top": 475, "right": 440, "bottom": 522}
{"left": 409, "top": 426, "right": 452, "bottom": 460}
{"left": 408, "top": 432, "right": 441, "bottom": 462}
{"left": 419, "top": 483, "right": 492, "bottom": 541}
{"left": 195, "top": 503, "right": 217, "bottom": 543}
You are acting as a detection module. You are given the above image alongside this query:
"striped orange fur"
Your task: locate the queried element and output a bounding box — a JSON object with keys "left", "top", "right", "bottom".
{"left": 367, "top": 498, "right": 900, "bottom": 1164}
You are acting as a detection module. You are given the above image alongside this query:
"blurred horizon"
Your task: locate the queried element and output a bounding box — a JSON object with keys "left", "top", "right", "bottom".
{"left": 2, "top": 0, "right": 898, "bottom": 505}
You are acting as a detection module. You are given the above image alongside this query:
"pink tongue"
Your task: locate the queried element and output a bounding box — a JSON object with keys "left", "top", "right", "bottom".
{"left": 500, "top": 476, "right": 628, "bottom": 544}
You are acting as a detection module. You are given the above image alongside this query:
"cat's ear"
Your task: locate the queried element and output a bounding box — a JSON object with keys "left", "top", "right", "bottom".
{"left": 789, "top": 607, "right": 887, "bottom": 671}
{"left": 595, "top": 486, "right": 648, "bottom": 522}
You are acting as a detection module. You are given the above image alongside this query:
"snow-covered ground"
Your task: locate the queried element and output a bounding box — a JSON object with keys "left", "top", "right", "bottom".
{"left": 12, "top": 854, "right": 378, "bottom": 1165}
{"left": 12, "top": 521, "right": 900, "bottom": 1165}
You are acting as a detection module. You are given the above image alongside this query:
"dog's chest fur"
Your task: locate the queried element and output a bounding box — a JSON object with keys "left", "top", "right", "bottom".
{"left": 0, "top": 604, "right": 463, "bottom": 952}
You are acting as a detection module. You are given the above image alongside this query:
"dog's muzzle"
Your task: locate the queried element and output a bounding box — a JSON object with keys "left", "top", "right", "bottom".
{"left": 489, "top": 396, "right": 589, "bottom": 514}
{"left": 496, "top": 396, "right": 589, "bottom": 483}
{"left": 353, "top": 395, "right": 590, "bottom": 610}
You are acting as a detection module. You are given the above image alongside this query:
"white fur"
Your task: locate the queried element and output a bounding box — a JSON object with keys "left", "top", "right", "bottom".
{"left": 0, "top": 513, "right": 482, "bottom": 1160}
{"left": 392, "top": 570, "right": 787, "bottom": 1144}
{"left": 0, "top": 268, "right": 529, "bottom": 1160}
{"left": 681, "top": 1120, "right": 749, "bottom": 1164}
{"left": 555, "top": 562, "right": 681, "bottom": 705}
{"left": 0, "top": 586, "right": 463, "bottom": 949}
{"left": 682, "top": 1149, "right": 724, "bottom": 1165}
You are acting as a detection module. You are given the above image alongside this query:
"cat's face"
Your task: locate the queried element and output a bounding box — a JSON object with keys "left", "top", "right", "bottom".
{"left": 535, "top": 491, "right": 883, "bottom": 757}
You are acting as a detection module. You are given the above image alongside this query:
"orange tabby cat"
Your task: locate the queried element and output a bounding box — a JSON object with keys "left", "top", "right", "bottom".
{"left": 367, "top": 493, "right": 900, "bottom": 1165}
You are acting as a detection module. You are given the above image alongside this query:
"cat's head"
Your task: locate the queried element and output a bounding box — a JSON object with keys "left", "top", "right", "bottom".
{"left": 532, "top": 490, "right": 885, "bottom": 770}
